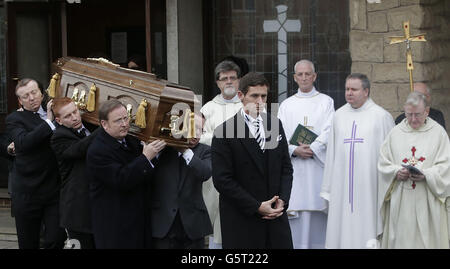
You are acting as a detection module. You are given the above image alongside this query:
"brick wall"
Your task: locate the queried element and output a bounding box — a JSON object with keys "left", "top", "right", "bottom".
{"left": 349, "top": 0, "right": 450, "bottom": 134}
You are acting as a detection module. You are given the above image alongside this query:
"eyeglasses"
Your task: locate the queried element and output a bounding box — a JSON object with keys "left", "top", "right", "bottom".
{"left": 112, "top": 116, "right": 130, "bottom": 125}
{"left": 217, "top": 76, "right": 238, "bottom": 82}
{"left": 405, "top": 111, "right": 426, "bottom": 118}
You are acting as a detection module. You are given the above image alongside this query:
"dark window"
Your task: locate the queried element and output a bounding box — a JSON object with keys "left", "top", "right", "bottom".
{"left": 211, "top": 0, "right": 350, "bottom": 109}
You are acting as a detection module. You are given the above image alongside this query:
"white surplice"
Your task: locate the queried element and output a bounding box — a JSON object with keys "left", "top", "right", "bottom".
{"left": 378, "top": 118, "right": 450, "bottom": 249}
{"left": 200, "top": 94, "right": 242, "bottom": 246}
{"left": 320, "top": 98, "right": 394, "bottom": 249}
{"left": 278, "top": 88, "right": 334, "bottom": 249}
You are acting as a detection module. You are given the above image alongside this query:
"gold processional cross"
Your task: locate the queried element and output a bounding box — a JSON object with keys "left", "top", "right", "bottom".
{"left": 389, "top": 21, "right": 426, "bottom": 92}
{"left": 304, "top": 116, "right": 313, "bottom": 130}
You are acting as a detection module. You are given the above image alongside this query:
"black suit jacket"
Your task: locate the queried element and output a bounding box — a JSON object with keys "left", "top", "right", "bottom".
{"left": 211, "top": 112, "right": 293, "bottom": 249}
{"left": 50, "top": 124, "right": 99, "bottom": 234}
{"left": 86, "top": 128, "right": 153, "bottom": 249}
{"left": 0, "top": 133, "right": 15, "bottom": 194}
{"left": 0, "top": 132, "right": 14, "bottom": 171}
{"left": 6, "top": 109, "right": 60, "bottom": 199}
{"left": 150, "top": 144, "right": 212, "bottom": 240}
{"left": 395, "top": 107, "right": 446, "bottom": 129}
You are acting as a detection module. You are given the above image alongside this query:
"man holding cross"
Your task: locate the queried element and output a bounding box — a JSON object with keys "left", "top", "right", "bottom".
{"left": 377, "top": 91, "right": 450, "bottom": 248}
{"left": 320, "top": 73, "right": 394, "bottom": 248}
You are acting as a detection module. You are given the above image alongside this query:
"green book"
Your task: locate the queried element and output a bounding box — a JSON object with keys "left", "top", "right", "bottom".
{"left": 289, "top": 123, "right": 318, "bottom": 145}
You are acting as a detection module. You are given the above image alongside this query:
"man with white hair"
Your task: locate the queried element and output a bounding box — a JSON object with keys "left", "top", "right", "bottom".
{"left": 395, "top": 82, "right": 446, "bottom": 129}
{"left": 278, "top": 59, "right": 334, "bottom": 249}
{"left": 378, "top": 91, "right": 450, "bottom": 248}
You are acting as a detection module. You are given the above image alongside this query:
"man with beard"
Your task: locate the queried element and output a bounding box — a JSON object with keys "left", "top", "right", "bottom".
{"left": 200, "top": 60, "right": 243, "bottom": 248}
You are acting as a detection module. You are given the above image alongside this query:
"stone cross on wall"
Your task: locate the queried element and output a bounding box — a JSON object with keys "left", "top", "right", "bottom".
{"left": 263, "top": 5, "right": 301, "bottom": 102}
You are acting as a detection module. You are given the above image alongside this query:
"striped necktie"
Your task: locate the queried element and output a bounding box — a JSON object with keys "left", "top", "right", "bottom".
{"left": 254, "top": 118, "right": 265, "bottom": 152}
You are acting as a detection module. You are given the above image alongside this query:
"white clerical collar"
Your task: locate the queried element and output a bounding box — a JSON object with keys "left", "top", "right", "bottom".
{"left": 219, "top": 94, "right": 240, "bottom": 104}
{"left": 296, "top": 87, "right": 319, "bottom": 98}
{"left": 350, "top": 98, "right": 373, "bottom": 112}
{"left": 35, "top": 106, "right": 47, "bottom": 120}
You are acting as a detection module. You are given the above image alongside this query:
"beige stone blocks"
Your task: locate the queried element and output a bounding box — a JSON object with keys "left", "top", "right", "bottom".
{"left": 349, "top": 0, "right": 450, "bottom": 133}
{"left": 367, "top": 0, "right": 400, "bottom": 11}
{"left": 387, "top": 6, "right": 426, "bottom": 31}
{"left": 372, "top": 62, "right": 427, "bottom": 83}
{"left": 350, "top": 0, "right": 367, "bottom": 30}
{"left": 368, "top": 12, "right": 388, "bottom": 32}
{"left": 370, "top": 83, "right": 399, "bottom": 111}
{"left": 350, "top": 31, "right": 384, "bottom": 62}
{"left": 351, "top": 62, "right": 373, "bottom": 80}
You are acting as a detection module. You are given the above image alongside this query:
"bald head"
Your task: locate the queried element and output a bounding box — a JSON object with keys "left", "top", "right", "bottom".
{"left": 413, "top": 82, "right": 431, "bottom": 105}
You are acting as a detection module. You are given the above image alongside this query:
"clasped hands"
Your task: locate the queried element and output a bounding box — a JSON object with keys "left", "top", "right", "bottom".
{"left": 396, "top": 167, "right": 426, "bottom": 182}
{"left": 293, "top": 143, "right": 313, "bottom": 159}
{"left": 258, "top": 196, "right": 285, "bottom": 220}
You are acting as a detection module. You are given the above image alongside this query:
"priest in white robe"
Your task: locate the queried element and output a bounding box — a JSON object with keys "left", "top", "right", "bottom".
{"left": 278, "top": 60, "right": 334, "bottom": 249}
{"left": 320, "top": 73, "right": 394, "bottom": 249}
{"left": 200, "top": 60, "right": 243, "bottom": 249}
{"left": 378, "top": 90, "right": 450, "bottom": 249}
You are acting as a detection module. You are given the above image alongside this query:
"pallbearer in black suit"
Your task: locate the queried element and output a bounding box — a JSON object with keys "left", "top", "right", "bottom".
{"left": 6, "top": 78, "right": 65, "bottom": 249}
{"left": 151, "top": 114, "right": 212, "bottom": 249}
{"left": 211, "top": 72, "right": 294, "bottom": 249}
{"left": 87, "top": 99, "right": 166, "bottom": 249}
{"left": 51, "top": 97, "right": 99, "bottom": 249}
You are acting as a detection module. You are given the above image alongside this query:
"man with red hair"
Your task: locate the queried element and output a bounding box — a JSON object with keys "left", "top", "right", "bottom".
{"left": 51, "top": 97, "right": 99, "bottom": 249}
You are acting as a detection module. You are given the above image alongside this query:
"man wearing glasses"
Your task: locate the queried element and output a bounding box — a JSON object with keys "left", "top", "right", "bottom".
{"left": 200, "top": 60, "right": 243, "bottom": 249}
{"left": 394, "top": 83, "right": 446, "bottom": 129}
{"left": 378, "top": 90, "right": 450, "bottom": 248}
{"left": 86, "top": 99, "right": 166, "bottom": 248}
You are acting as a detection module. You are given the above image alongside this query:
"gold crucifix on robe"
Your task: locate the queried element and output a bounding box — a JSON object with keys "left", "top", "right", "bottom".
{"left": 389, "top": 21, "right": 426, "bottom": 92}
{"left": 304, "top": 116, "right": 313, "bottom": 130}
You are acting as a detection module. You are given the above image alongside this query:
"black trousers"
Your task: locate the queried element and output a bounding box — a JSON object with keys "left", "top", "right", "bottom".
{"left": 12, "top": 193, "right": 66, "bottom": 249}
{"left": 152, "top": 212, "right": 204, "bottom": 249}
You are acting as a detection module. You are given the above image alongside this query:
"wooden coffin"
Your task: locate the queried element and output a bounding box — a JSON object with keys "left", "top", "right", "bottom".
{"left": 50, "top": 57, "right": 199, "bottom": 148}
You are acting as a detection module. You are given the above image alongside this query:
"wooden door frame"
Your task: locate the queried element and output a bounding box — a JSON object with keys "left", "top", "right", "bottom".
{"left": 5, "top": 1, "right": 62, "bottom": 114}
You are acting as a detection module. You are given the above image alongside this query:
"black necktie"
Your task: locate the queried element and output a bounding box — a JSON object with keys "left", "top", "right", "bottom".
{"left": 121, "top": 139, "right": 128, "bottom": 148}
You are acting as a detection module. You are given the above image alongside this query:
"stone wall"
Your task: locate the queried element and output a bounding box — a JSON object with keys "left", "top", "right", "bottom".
{"left": 349, "top": 0, "right": 450, "bottom": 133}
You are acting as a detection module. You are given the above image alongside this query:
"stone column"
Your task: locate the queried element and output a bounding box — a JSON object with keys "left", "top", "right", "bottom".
{"left": 349, "top": 0, "right": 450, "bottom": 133}
{"left": 166, "top": 0, "right": 205, "bottom": 96}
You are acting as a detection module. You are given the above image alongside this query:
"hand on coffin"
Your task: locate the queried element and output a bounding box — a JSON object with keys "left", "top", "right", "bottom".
{"left": 46, "top": 99, "right": 54, "bottom": 121}
{"left": 7, "top": 142, "right": 15, "bottom": 156}
{"left": 396, "top": 168, "right": 410, "bottom": 181}
{"left": 143, "top": 140, "right": 167, "bottom": 161}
